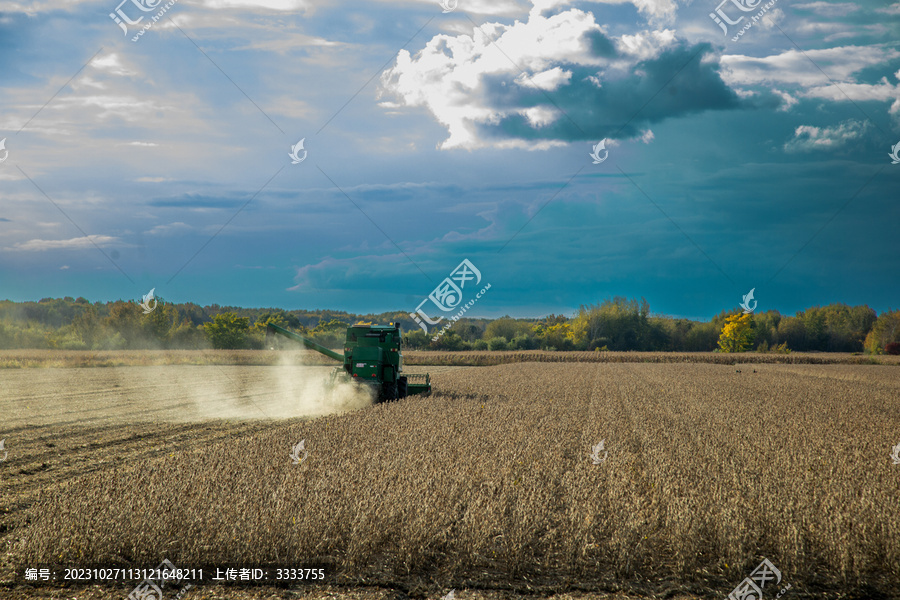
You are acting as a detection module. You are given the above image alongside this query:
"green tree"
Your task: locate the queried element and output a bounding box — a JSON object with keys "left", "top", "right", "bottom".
{"left": 169, "top": 319, "right": 207, "bottom": 349}
{"left": 817, "top": 304, "right": 876, "bottom": 351}
{"left": 310, "top": 318, "right": 348, "bottom": 349}
{"left": 775, "top": 304, "right": 876, "bottom": 352}
{"left": 434, "top": 331, "right": 466, "bottom": 350}
{"left": 751, "top": 310, "right": 781, "bottom": 350}
{"left": 104, "top": 301, "right": 142, "bottom": 349}
{"left": 569, "top": 297, "right": 651, "bottom": 350}
{"left": 142, "top": 301, "right": 177, "bottom": 347}
{"left": 484, "top": 317, "right": 531, "bottom": 341}
{"left": 682, "top": 321, "right": 718, "bottom": 351}
{"left": 203, "top": 312, "right": 251, "bottom": 349}
{"left": 864, "top": 309, "right": 900, "bottom": 354}
{"left": 455, "top": 321, "right": 483, "bottom": 342}
{"left": 487, "top": 336, "right": 508, "bottom": 351}
{"left": 252, "top": 312, "right": 291, "bottom": 334}
{"left": 313, "top": 318, "right": 349, "bottom": 333}
{"left": 251, "top": 313, "right": 294, "bottom": 349}
{"left": 533, "top": 321, "right": 574, "bottom": 350}
{"left": 403, "top": 328, "right": 429, "bottom": 350}
{"left": 509, "top": 333, "right": 536, "bottom": 350}
{"left": 71, "top": 305, "right": 101, "bottom": 349}
{"left": 718, "top": 313, "right": 756, "bottom": 353}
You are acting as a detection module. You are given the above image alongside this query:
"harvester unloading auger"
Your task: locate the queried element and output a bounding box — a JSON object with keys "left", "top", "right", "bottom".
{"left": 265, "top": 322, "right": 431, "bottom": 403}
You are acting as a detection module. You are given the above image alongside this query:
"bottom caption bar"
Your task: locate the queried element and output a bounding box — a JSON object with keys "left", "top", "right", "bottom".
{"left": 22, "top": 559, "right": 328, "bottom": 590}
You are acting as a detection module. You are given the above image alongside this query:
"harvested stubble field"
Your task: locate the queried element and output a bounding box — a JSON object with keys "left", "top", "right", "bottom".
{"left": 2, "top": 349, "right": 898, "bottom": 369}
{"left": 403, "top": 351, "right": 900, "bottom": 367}
{"left": 0, "top": 349, "right": 337, "bottom": 369}
{"left": 2, "top": 357, "right": 900, "bottom": 600}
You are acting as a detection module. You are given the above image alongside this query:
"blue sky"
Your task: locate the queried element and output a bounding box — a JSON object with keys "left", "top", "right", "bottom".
{"left": 0, "top": 0, "right": 898, "bottom": 321}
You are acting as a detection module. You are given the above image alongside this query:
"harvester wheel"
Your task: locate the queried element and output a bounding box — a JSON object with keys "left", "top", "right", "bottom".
{"left": 381, "top": 381, "right": 398, "bottom": 402}
{"left": 398, "top": 376, "right": 408, "bottom": 399}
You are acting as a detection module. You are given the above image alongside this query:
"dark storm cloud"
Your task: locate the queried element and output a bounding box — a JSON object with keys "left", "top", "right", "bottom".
{"left": 477, "top": 42, "right": 743, "bottom": 142}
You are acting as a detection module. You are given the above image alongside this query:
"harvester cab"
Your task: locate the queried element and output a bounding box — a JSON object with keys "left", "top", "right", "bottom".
{"left": 265, "top": 321, "right": 431, "bottom": 403}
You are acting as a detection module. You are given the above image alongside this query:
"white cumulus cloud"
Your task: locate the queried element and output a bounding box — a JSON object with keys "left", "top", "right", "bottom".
{"left": 379, "top": 2, "right": 716, "bottom": 150}
{"left": 6, "top": 235, "right": 121, "bottom": 252}
{"left": 793, "top": 1, "right": 859, "bottom": 17}
{"left": 380, "top": 7, "right": 605, "bottom": 149}
{"left": 784, "top": 119, "right": 869, "bottom": 153}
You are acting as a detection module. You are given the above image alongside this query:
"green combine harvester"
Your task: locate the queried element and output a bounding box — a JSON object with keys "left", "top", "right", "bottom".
{"left": 265, "top": 322, "right": 431, "bottom": 403}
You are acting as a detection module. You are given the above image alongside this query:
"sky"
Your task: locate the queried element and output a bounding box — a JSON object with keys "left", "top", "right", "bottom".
{"left": 0, "top": 0, "right": 898, "bottom": 321}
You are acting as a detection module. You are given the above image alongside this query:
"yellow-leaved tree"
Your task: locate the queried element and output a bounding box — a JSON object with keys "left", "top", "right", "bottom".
{"left": 718, "top": 313, "right": 755, "bottom": 352}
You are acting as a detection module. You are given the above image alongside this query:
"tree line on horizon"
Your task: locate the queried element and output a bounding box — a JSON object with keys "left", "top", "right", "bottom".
{"left": 0, "top": 296, "right": 898, "bottom": 354}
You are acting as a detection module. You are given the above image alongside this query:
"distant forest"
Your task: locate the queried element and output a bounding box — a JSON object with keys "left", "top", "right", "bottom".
{"left": 0, "top": 296, "right": 898, "bottom": 354}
